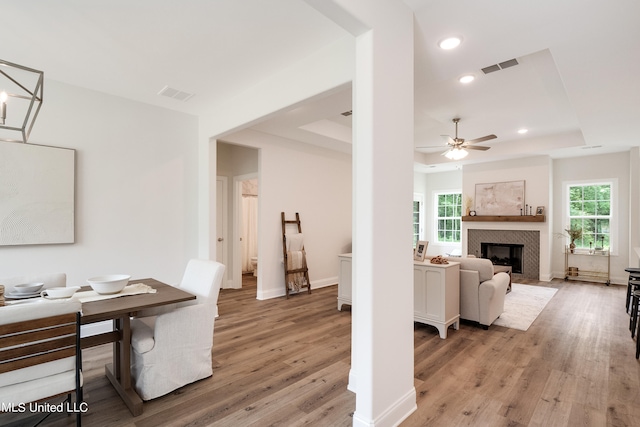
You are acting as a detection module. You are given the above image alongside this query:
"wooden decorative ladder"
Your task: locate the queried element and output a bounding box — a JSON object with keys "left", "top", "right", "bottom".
{"left": 281, "top": 212, "right": 311, "bottom": 299}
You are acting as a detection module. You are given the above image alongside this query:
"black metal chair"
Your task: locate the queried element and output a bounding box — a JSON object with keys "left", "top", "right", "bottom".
{"left": 626, "top": 268, "right": 640, "bottom": 314}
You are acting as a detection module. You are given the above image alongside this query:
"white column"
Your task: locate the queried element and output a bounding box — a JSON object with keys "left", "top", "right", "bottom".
{"left": 305, "top": 1, "right": 416, "bottom": 425}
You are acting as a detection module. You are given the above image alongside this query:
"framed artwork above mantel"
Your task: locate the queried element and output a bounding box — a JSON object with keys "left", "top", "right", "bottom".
{"left": 474, "top": 180, "right": 525, "bottom": 216}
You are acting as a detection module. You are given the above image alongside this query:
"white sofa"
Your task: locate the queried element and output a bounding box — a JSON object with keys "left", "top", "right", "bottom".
{"left": 451, "top": 257, "right": 510, "bottom": 329}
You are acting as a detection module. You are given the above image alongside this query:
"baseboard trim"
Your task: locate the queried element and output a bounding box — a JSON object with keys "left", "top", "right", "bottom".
{"left": 539, "top": 273, "right": 553, "bottom": 281}
{"left": 311, "top": 276, "right": 338, "bottom": 289}
{"left": 348, "top": 369, "right": 357, "bottom": 393}
{"left": 256, "top": 277, "right": 337, "bottom": 300}
{"left": 352, "top": 387, "right": 417, "bottom": 427}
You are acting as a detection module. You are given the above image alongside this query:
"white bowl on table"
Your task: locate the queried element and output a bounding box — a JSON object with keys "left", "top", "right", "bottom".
{"left": 13, "top": 282, "right": 44, "bottom": 294}
{"left": 41, "top": 286, "right": 80, "bottom": 299}
{"left": 87, "top": 274, "right": 131, "bottom": 295}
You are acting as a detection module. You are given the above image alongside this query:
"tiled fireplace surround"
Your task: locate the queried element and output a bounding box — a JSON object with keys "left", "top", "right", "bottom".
{"left": 467, "top": 229, "right": 540, "bottom": 280}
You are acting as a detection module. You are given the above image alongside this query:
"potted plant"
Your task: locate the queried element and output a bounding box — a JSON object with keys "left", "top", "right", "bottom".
{"left": 564, "top": 225, "right": 583, "bottom": 253}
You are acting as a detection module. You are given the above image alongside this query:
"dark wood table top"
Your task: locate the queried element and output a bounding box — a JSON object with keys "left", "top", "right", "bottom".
{"left": 80, "top": 278, "right": 195, "bottom": 324}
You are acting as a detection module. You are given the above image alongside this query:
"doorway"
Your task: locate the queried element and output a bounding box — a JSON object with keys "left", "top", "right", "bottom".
{"left": 216, "top": 141, "right": 259, "bottom": 291}
{"left": 236, "top": 176, "right": 259, "bottom": 288}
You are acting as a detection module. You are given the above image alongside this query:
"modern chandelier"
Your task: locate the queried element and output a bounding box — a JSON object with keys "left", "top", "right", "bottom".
{"left": 0, "top": 59, "right": 44, "bottom": 143}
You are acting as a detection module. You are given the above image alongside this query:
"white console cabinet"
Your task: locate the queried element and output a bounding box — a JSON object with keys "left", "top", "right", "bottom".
{"left": 413, "top": 261, "right": 460, "bottom": 338}
{"left": 337, "top": 254, "right": 353, "bottom": 311}
{"left": 337, "top": 254, "right": 460, "bottom": 339}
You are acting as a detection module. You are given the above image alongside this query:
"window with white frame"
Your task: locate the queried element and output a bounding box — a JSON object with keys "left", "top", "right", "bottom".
{"left": 435, "top": 192, "right": 462, "bottom": 243}
{"left": 566, "top": 181, "right": 614, "bottom": 251}
{"left": 413, "top": 193, "right": 424, "bottom": 247}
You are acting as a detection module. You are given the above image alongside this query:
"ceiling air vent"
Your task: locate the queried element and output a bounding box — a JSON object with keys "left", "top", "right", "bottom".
{"left": 499, "top": 58, "right": 519, "bottom": 69}
{"left": 481, "top": 58, "right": 519, "bottom": 74}
{"left": 158, "top": 85, "right": 194, "bottom": 102}
{"left": 481, "top": 64, "right": 501, "bottom": 74}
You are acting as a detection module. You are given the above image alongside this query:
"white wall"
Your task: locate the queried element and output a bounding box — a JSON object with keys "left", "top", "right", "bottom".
{"left": 198, "top": 36, "right": 354, "bottom": 262}
{"left": 552, "top": 151, "right": 630, "bottom": 284}
{"left": 0, "top": 80, "right": 200, "bottom": 286}
{"left": 462, "top": 156, "right": 553, "bottom": 280}
{"left": 221, "top": 129, "right": 352, "bottom": 299}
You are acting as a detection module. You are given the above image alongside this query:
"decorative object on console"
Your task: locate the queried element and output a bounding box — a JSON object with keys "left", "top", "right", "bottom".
{"left": 475, "top": 180, "right": 524, "bottom": 216}
{"left": 414, "top": 240, "right": 428, "bottom": 261}
{"left": 430, "top": 255, "right": 449, "bottom": 264}
{"left": 564, "top": 225, "right": 583, "bottom": 253}
{"left": 0, "top": 59, "right": 44, "bottom": 143}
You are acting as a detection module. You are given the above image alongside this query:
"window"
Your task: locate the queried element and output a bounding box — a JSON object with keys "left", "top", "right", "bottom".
{"left": 436, "top": 192, "right": 462, "bottom": 243}
{"left": 567, "top": 182, "right": 612, "bottom": 250}
{"left": 413, "top": 194, "right": 424, "bottom": 247}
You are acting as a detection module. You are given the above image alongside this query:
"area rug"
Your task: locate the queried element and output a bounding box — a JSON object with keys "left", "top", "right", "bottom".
{"left": 492, "top": 283, "right": 558, "bottom": 331}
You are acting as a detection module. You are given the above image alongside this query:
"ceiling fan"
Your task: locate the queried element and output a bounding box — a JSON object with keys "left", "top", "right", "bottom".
{"left": 419, "top": 118, "right": 497, "bottom": 160}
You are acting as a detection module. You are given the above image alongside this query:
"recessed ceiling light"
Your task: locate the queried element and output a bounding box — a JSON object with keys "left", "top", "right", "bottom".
{"left": 517, "top": 129, "right": 528, "bottom": 134}
{"left": 438, "top": 37, "right": 462, "bottom": 50}
{"left": 459, "top": 74, "right": 475, "bottom": 84}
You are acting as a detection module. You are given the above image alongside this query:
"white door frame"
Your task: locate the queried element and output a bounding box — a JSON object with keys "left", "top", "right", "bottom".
{"left": 216, "top": 176, "right": 230, "bottom": 288}
{"left": 233, "top": 172, "right": 259, "bottom": 289}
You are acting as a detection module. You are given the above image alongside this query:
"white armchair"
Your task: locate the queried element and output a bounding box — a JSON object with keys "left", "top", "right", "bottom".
{"left": 130, "top": 259, "right": 225, "bottom": 401}
{"left": 0, "top": 301, "right": 83, "bottom": 426}
{"left": 455, "top": 257, "right": 510, "bottom": 329}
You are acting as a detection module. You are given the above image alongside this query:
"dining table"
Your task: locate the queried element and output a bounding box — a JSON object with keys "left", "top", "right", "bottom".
{"left": 79, "top": 278, "right": 196, "bottom": 416}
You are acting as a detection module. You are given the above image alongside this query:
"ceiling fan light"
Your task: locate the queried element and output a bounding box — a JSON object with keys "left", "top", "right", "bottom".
{"left": 439, "top": 37, "right": 462, "bottom": 50}
{"left": 459, "top": 74, "right": 475, "bottom": 84}
{"left": 445, "top": 147, "right": 468, "bottom": 160}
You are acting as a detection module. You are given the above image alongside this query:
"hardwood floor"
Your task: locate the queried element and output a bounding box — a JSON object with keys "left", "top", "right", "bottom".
{"left": 5, "top": 276, "right": 640, "bottom": 426}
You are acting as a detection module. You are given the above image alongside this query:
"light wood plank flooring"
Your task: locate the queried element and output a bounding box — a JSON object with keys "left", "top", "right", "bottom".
{"left": 4, "top": 276, "right": 639, "bottom": 426}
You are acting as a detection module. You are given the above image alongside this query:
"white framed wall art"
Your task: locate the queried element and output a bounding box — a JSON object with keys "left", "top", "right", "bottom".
{"left": 0, "top": 142, "right": 75, "bottom": 245}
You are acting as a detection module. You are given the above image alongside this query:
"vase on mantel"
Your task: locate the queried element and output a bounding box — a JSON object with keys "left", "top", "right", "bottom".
{"left": 569, "top": 241, "right": 576, "bottom": 253}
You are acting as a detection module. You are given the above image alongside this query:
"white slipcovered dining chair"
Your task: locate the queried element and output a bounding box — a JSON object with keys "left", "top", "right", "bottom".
{"left": 0, "top": 301, "right": 83, "bottom": 426}
{"left": 130, "top": 259, "right": 225, "bottom": 401}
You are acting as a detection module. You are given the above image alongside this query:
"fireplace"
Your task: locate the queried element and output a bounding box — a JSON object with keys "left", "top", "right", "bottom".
{"left": 467, "top": 229, "right": 540, "bottom": 280}
{"left": 481, "top": 242, "right": 524, "bottom": 274}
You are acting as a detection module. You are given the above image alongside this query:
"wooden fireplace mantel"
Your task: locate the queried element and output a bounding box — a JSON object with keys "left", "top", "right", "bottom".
{"left": 462, "top": 215, "right": 546, "bottom": 223}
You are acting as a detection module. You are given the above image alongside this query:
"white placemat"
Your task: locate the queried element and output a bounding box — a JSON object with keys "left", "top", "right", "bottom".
{"left": 73, "top": 283, "right": 156, "bottom": 303}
